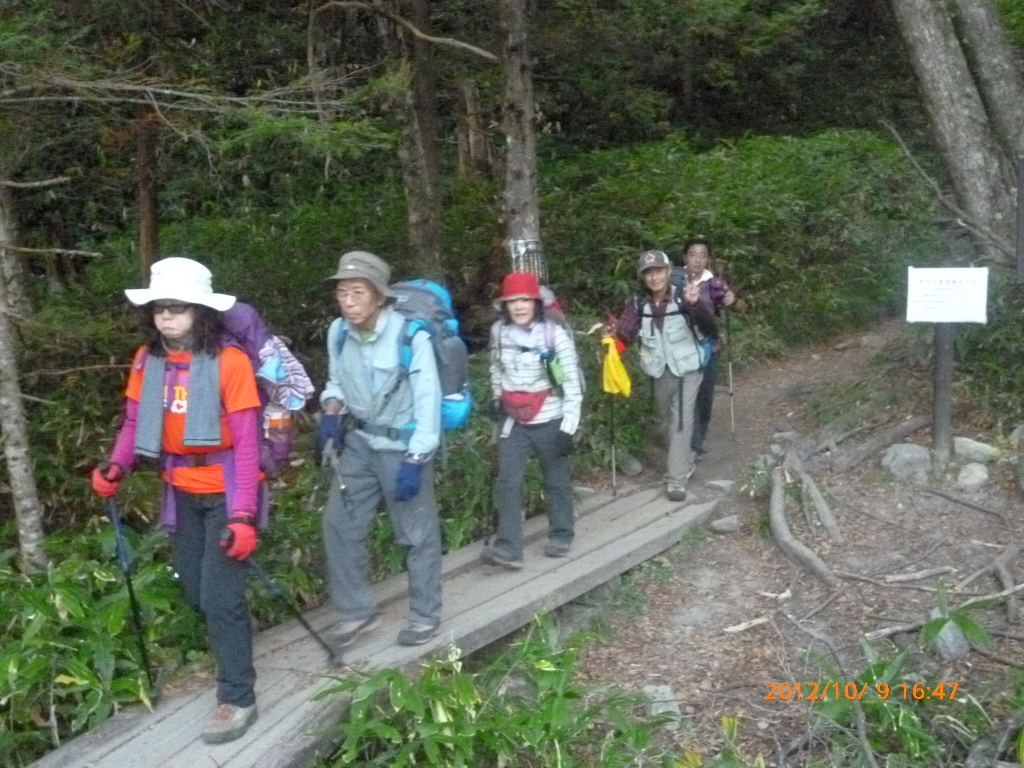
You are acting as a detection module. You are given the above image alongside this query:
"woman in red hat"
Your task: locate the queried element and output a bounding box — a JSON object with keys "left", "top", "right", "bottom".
{"left": 482, "top": 272, "right": 584, "bottom": 569}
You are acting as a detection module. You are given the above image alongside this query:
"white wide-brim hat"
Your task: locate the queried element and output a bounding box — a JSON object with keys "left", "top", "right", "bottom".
{"left": 125, "top": 256, "right": 236, "bottom": 312}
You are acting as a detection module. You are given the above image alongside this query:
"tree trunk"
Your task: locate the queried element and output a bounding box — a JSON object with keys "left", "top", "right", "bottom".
{"left": 890, "top": 0, "right": 1014, "bottom": 263}
{"left": 408, "top": 0, "right": 442, "bottom": 196}
{"left": 0, "top": 268, "right": 47, "bottom": 573}
{"left": 498, "top": 0, "right": 545, "bottom": 282}
{"left": 951, "top": 0, "right": 1024, "bottom": 159}
{"left": 457, "top": 79, "right": 492, "bottom": 178}
{"left": 395, "top": 67, "right": 444, "bottom": 281}
{"left": 135, "top": 106, "right": 159, "bottom": 281}
{"left": 0, "top": 185, "right": 31, "bottom": 324}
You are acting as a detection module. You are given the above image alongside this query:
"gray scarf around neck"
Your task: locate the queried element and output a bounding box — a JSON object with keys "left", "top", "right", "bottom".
{"left": 134, "top": 349, "right": 222, "bottom": 458}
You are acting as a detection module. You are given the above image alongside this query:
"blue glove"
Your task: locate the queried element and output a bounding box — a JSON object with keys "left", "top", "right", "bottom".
{"left": 315, "top": 414, "right": 344, "bottom": 466}
{"left": 395, "top": 461, "right": 423, "bottom": 502}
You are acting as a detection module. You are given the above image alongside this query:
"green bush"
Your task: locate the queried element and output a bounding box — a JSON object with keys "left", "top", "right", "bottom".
{"left": 318, "top": 620, "right": 674, "bottom": 767}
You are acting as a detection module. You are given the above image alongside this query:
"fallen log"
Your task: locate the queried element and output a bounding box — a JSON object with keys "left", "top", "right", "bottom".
{"left": 884, "top": 566, "right": 955, "bottom": 583}
{"left": 769, "top": 467, "right": 838, "bottom": 587}
{"left": 832, "top": 415, "right": 931, "bottom": 473}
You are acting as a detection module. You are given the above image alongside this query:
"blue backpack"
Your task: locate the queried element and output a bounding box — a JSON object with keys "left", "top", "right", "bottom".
{"left": 335, "top": 279, "right": 472, "bottom": 431}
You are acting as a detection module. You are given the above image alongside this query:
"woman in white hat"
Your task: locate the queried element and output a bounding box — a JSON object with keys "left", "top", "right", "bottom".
{"left": 91, "top": 257, "right": 262, "bottom": 744}
{"left": 481, "top": 271, "right": 584, "bottom": 570}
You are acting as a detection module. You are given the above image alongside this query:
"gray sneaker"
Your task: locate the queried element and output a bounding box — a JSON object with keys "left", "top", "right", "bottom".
{"left": 481, "top": 545, "right": 524, "bottom": 570}
{"left": 666, "top": 483, "right": 687, "bottom": 502}
{"left": 329, "top": 613, "right": 380, "bottom": 649}
{"left": 201, "top": 702, "right": 258, "bottom": 744}
{"left": 398, "top": 622, "right": 440, "bottom": 646}
{"left": 543, "top": 540, "right": 571, "bottom": 558}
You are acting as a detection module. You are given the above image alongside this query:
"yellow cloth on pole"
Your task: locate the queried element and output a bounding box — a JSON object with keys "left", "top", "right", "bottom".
{"left": 601, "top": 337, "right": 631, "bottom": 396}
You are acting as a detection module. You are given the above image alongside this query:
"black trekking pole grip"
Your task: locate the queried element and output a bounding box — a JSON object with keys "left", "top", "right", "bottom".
{"left": 105, "top": 497, "right": 156, "bottom": 694}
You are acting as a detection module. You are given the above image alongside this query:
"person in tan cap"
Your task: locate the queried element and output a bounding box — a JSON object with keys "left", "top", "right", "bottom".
{"left": 317, "top": 251, "right": 444, "bottom": 648}
{"left": 607, "top": 250, "right": 716, "bottom": 501}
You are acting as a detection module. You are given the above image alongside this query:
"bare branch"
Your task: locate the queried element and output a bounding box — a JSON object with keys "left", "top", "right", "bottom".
{"left": 2, "top": 246, "right": 103, "bottom": 259}
{"left": 0, "top": 176, "right": 71, "bottom": 190}
{"left": 23, "top": 364, "right": 130, "bottom": 378}
{"left": 879, "top": 119, "right": 1013, "bottom": 259}
{"left": 313, "top": 2, "right": 499, "bottom": 62}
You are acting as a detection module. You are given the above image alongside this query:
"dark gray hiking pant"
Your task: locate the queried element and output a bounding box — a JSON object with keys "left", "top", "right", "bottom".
{"left": 172, "top": 490, "right": 256, "bottom": 708}
{"left": 322, "top": 432, "right": 442, "bottom": 627}
{"left": 692, "top": 352, "right": 718, "bottom": 452}
{"left": 492, "top": 419, "right": 574, "bottom": 560}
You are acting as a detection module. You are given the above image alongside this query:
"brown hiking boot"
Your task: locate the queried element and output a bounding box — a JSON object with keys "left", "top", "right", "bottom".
{"left": 201, "top": 702, "right": 258, "bottom": 744}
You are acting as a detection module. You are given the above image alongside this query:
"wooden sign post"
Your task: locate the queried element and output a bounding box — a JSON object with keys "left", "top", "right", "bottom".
{"left": 906, "top": 267, "right": 988, "bottom": 466}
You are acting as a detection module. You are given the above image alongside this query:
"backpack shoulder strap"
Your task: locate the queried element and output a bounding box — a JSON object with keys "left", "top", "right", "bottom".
{"left": 398, "top": 317, "right": 432, "bottom": 376}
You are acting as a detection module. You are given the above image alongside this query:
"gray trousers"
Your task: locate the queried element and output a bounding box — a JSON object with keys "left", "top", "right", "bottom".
{"left": 652, "top": 369, "right": 703, "bottom": 486}
{"left": 492, "top": 419, "right": 574, "bottom": 560}
{"left": 172, "top": 491, "right": 256, "bottom": 708}
{"left": 322, "top": 432, "right": 442, "bottom": 627}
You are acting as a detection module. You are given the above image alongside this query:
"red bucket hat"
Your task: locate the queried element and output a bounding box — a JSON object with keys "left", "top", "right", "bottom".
{"left": 494, "top": 272, "right": 542, "bottom": 309}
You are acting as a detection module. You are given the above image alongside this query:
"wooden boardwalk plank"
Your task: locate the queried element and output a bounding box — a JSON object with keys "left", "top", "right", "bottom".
{"left": 33, "top": 486, "right": 718, "bottom": 768}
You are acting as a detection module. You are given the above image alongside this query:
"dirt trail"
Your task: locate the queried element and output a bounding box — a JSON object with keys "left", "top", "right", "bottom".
{"left": 575, "top": 318, "right": 1024, "bottom": 761}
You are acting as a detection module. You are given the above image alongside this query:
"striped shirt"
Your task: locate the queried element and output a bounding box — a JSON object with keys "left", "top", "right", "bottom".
{"left": 489, "top": 319, "right": 583, "bottom": 426}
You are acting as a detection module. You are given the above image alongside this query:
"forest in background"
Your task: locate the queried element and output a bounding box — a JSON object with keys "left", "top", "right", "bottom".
{"left": 4, "top": 0, "right": 1024, "bottom": 762}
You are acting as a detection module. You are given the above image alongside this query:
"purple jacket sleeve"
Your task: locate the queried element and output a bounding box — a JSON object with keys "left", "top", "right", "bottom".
{"left": 226, "top": 407, "right": 260, "bottom": 515}
{"left": 615, "top": 297, "right": 641, "bottom": 345}
{"left": 107, "top": 398, "right": 139, "bottom": 470}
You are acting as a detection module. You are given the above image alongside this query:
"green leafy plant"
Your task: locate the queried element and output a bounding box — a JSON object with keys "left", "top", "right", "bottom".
{"left": 317, "top": 620, "right": 675, "bottom": 767}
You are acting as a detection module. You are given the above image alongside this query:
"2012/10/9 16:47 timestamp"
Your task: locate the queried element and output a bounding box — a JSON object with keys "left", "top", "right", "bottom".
{"left": 765, "top": 681, "right": 959, "bottom": 702}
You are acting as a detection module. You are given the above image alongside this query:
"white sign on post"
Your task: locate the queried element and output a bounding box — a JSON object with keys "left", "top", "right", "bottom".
{"left": 906, "top": 267, "right": 988, "bottom": 324}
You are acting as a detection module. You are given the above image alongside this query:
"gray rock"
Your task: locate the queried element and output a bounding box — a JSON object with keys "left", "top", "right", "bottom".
{"left": 709, "top": 515, "right": 740, "bottom": 534}
{"left": 573, "top": 486, "right": 597, "bottom": 496}
{"left": 1009, "top": 423, "right": 1024, "bottom": 449}
{"left": 706, "top": 480, "right": 735, "bottom": 492}
{"left": 930, "top": 610, "right": 970, "bottom": 661}
{"left": 642, "top": 684, "right": 683, "bottom": 731}
{"left": 881, "top": 443, "right": 932, "bottom": 485}
{"left": 616, "top": 448, "right": 644, "bottom": 477}
{"left": 754, "top": 454, "right": 778, "bottom": 472}
{"left": 860, "top": 333, "right": 885, "bottom": 348}
{"left": 956, "top": 463, "right": 989, "bottom": 491}
{"left": 953, "top": 437, "right": 1000, "bottom": 464}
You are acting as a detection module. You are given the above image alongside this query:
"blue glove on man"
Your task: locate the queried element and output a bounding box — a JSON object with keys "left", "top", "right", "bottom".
{"left": 315, "top": 414, "right": 345, "bottom": 466}
{"left": 395, "top": 461, "right": 423, "bottom": 502}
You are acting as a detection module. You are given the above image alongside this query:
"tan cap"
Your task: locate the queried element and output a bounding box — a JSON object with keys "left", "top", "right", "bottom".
{"left": 325, "top": 251, "right": 395, "bottom": 298}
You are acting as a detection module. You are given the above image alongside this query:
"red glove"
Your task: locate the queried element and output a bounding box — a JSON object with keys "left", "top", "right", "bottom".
{"left": 220, "top": 517, "right": 257, "bottom": 560}
{"left": 91, "top": 464, "right": 123, "bottom": 497}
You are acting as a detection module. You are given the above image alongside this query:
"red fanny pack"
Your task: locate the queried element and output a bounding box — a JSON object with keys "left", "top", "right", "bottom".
{"left": 501, "top": 389, "right": 551, "bottom": 423}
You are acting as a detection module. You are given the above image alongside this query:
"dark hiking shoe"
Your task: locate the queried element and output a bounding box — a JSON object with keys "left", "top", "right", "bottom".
{"left": 328, "top": 613, "right": 380, "bottom": 649}
{"left": 398, "top": 622, "right": 440, "bottom": 646}
{"left": 201, "top": 703, "right": 258, "bottom": 744}
{"left": 481, "top": 545, "right": 524, "bottom": 570}
{"left": 544, "top": 540, "right": 571, "bottom": 558}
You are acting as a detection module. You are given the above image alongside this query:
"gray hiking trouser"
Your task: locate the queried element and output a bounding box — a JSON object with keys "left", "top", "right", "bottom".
{"left": 692, "top": 351, "right": 717, "bottom": 452}
{"left": 322, "top": 432, "right": 442, "bottom": 627}
{"left": 492, "top": 419, "right": 574, "bottom": 560}
{"left": 172, "top": 490, "right": 256, "bottom": 708}
{"left": 652, "top": 369, "right": 702, "bottom": 486}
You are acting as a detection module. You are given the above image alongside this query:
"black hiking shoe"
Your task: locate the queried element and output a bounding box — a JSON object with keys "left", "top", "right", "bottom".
{"left": 543, "top": 540, "right": 571, "bottom": 558}
{"left": 398, "top": 622, "right": 440, "bottom": 646}
{"left": 328, "top": 613, "right": 380, "bottom": 649}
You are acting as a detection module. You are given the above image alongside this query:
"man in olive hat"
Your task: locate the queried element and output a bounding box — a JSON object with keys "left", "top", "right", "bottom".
{"left": 317, "top": 251, "right": 443, "bottom": 647}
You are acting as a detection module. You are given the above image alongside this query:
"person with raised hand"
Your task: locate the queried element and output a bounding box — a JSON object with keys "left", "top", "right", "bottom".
{"left": 91, "top": 256, "right": 262, "bottom": 745}
{"left": 608, "top": 250, "right": 716, "bottom": 502}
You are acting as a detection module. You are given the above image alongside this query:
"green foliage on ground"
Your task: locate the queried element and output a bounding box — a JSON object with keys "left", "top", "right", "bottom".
{"left": 317, "top": 620, "right": 675, "bottom": 767}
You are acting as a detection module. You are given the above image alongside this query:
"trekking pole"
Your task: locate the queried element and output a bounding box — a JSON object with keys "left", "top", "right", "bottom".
{"left": 725, "top": 307, "right": 735, "bottom": 436}
{"left": 217, "top": 526, "right": 342, "bottom": 666}
{"left": 247, "top": 557, "right": 342, "bottom": 667}
{"left": 105, "top": 496, "right": 156, "bottom": 694}
{"left": 610, "top": 394, "right": 618, "bottom": 497}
